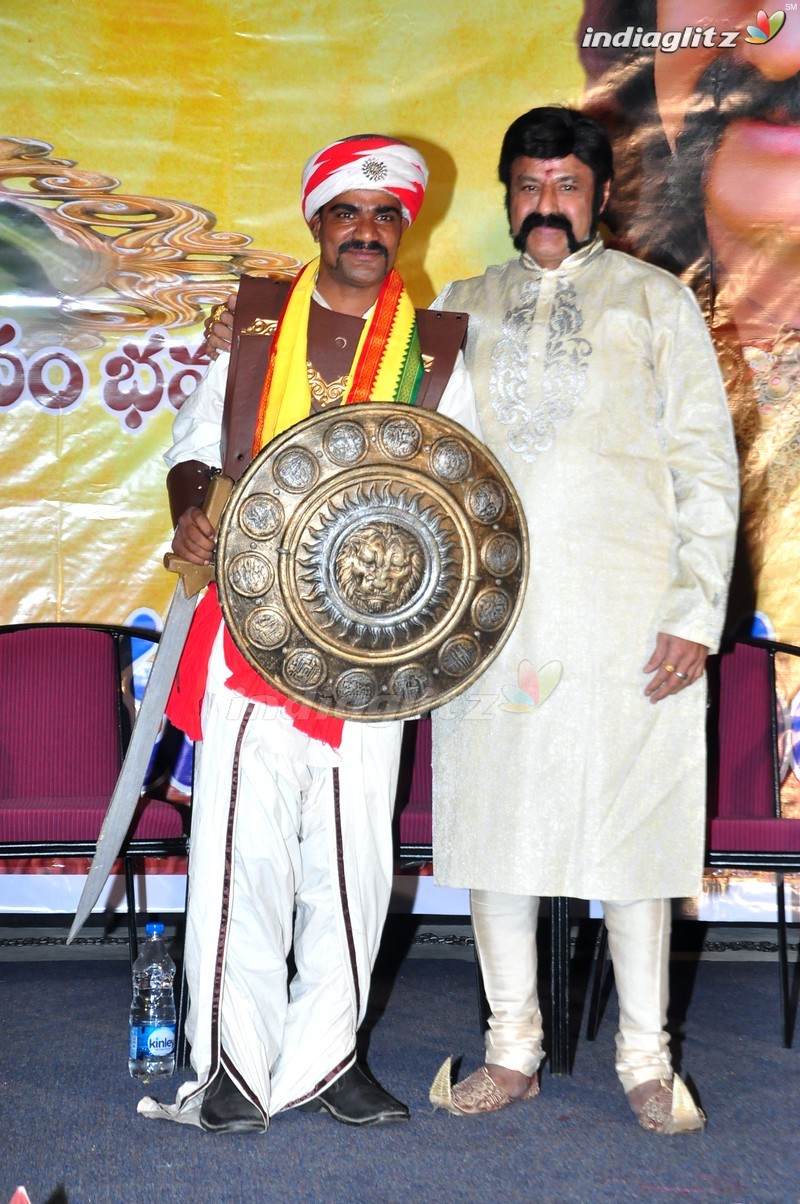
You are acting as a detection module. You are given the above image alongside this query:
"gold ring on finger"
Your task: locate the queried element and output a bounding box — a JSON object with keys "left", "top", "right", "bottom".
{"left": 663, "top": 663, "right": 676, "bottom": 674}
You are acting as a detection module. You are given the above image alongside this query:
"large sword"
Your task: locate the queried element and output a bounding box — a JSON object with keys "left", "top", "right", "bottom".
{"left": 67, "top": 475, "right": 233, "bottom": 943}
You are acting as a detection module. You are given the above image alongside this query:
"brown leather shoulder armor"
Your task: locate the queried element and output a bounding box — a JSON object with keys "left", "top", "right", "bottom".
{"left": 415, "top": 308, "right": 468, "bottom": 411}
{"left": 221, "top": 276, "right": 290, "bottom": 480}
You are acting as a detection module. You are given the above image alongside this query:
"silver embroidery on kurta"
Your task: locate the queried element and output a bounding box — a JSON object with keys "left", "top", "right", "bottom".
{"left": 490, "top": 274, "right": 592, "bottom": 461}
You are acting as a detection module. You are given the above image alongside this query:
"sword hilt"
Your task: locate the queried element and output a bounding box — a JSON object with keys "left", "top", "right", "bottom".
{"left": 163, "top": 473, "right": 234, "bottom": 598}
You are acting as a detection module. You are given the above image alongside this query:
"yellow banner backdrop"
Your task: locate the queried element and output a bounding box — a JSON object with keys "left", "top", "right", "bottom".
{"left": 2, "top": 1, "right": 799, "bottom": 812}
{"left": 1, "top": 0, "right": 585, "bottom": 627}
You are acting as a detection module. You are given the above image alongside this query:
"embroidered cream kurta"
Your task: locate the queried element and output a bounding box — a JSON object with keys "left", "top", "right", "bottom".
{"left": 431, "top": 239, "right": 739, "bottom": 901}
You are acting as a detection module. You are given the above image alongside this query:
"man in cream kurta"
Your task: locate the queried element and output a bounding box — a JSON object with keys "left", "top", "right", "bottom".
{"left": 430, "top": 107, "right": 739, "bottom": 1134}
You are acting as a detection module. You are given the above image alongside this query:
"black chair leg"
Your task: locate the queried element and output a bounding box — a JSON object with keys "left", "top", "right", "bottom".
{"left": 124, "top": 853, "right": 139, "bottom": 964}
{"left": 549, "top": 897, "right": 572, "bottom": 1075}
{"left": 586, "top": 920, "right": 610, "bottom": 1041}
{"left": 777, "top": 873, "right": 792, "bottom": 1048}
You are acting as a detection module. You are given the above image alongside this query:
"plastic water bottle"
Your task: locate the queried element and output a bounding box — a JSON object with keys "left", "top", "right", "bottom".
{"left": 128, "top": 921, "right": 176, "bottom": 1079}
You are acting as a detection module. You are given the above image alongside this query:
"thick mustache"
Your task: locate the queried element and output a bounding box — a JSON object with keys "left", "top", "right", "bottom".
{"left": 521, "top": 213, "right": 576, "bottom": 236}
{"left": 337, "top": 239, "right": 388, "bottom": 259}
{"left": 669, "top": 60, "right": 800, "bottom": 224}
{"left": 688, "top": 58, "right": 800, "bottom": 127}
{"left": 513, "top": 211, "right": 580, "bottom": 253}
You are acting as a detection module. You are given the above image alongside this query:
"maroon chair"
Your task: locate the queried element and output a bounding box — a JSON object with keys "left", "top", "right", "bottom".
{"left": 707, "top": 636, "right": 800, "bottom": 1047}
{"left": 587, "top": 635, "right": 800, "bottom": 1048}
{"left": 0, "top": 623, "right": 190, "bottom": 1057}
{"left": 395, "top": 716, "right": 434, "bottom": 863}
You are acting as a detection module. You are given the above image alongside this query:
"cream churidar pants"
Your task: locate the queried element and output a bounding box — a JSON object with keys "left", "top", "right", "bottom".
{"left": 471, "top": 891, "right": 672, "bottom": 1092}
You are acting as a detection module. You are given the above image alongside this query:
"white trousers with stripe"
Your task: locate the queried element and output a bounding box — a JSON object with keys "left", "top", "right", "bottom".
{"left": 139, "top": 629, "right": 403, "bottom": 1125}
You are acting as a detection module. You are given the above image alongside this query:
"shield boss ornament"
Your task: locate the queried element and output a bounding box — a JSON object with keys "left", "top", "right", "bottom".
{"left": 217, "top": 404, "right": 528, "bottom": 720}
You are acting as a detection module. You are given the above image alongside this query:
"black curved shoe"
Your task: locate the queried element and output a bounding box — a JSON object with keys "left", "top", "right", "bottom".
{"left": 296, "top": 1063, "right": 409, "bottom": 1126}
{"left": 199, "top": 1065, "right": 266, "bottom": 1134}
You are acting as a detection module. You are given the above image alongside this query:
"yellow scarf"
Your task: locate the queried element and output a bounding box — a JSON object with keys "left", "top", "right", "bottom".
{"left": 252, "top": 258, "right": 423, "bottom": 454}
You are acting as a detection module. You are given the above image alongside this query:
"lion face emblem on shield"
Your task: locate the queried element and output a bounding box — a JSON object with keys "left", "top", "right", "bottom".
{"left": 334, "top": 521, "right": 425, "bottom": 616}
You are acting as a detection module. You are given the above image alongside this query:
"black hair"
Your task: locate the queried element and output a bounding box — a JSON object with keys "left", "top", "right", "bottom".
{"left": 499, "top": 106, "right": 614, "bottom": 185}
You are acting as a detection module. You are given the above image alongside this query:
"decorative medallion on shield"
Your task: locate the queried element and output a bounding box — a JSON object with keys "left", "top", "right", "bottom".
{"left": 217, "top": 403, "right": 528, "bottom": 720}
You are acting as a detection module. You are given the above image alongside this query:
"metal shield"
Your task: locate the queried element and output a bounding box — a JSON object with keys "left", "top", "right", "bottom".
{"left": 216, "top": 404, "right": 528, "bottom": 720}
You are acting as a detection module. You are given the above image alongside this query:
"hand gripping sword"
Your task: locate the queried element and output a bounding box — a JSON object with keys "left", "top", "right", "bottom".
{"left": 67, "top": 474, "right": 233, "bottom": 943}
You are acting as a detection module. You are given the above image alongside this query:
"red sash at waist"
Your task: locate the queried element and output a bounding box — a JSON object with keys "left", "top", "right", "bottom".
{"left": 165, "top": 583, "right": 344, "bottom": 749}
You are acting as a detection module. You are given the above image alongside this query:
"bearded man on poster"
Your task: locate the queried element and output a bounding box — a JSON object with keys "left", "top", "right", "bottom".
{"left": 140, "top": 134, "right": 479, "bottom": 1134}
{"left": 579, "top": 0, "right": 800, "bottom": 646}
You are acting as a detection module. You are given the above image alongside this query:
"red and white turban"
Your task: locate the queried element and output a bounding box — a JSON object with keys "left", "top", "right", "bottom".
{"left": 301, "top": 135, "right": 428, "bottom": 226}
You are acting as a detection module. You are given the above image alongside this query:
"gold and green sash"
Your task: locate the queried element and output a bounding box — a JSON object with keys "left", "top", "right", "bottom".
{"left": 252, "top": 258, "right": 423, "bottom": 454}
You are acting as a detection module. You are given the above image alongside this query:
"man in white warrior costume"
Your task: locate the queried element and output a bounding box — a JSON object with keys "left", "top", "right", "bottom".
{"left": 140, "top": 134, "right": 479, "bottom": 1134}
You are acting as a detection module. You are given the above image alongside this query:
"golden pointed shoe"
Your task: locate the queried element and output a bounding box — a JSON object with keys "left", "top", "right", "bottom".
{"left": 429, "top": 1056, "right": 540, "bottom": 1116}
{"left": 630, "top": 1073, "right": 706, "bottom": 1135}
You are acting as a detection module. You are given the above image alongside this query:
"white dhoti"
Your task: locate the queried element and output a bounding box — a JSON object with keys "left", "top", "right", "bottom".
{"left": 139, "top": 629, "right": 403, "bottom": 1126}
{"left": 471, "top": 891, "right": 672, "bottom": 1091}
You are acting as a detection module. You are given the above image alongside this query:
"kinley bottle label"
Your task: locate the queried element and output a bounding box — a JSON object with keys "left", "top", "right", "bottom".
{"left": 130, "top": 1024, "right": 176, "bottom": 1059}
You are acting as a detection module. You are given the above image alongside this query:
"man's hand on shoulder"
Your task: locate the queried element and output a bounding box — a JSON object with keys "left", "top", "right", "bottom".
{"left": 204, "top": 292, "right": 237, "bottom": 358}
{"left": 172, "top": 506, "right": 217, "bottom": 566}
{"left": 643, "top": 634, "right": 708, "bottom": 703}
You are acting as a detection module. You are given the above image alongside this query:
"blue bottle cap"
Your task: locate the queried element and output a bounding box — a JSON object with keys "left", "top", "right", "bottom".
{"left": 145, "top": 921, "right": 165, "bottom": 936}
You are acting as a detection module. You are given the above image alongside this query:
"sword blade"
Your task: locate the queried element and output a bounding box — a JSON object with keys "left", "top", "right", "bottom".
{"left": 67, "top": 473, "right": 232, "bottom": 943}
{"left": 67, "top": 583, "right": 197, "bottom": 942}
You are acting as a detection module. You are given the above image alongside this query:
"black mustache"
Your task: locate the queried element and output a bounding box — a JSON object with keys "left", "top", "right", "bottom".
{"left": 512, "top": 211, "right": 580, "bottom": 254}
{"left": 691, "top": 58, "right": 800, "bottom": 127}
{"left": 337, "top": 239, "right": 389, "bottom": 258}
{"left": 668, "top": 59, "right": 800, "bottom": 239}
